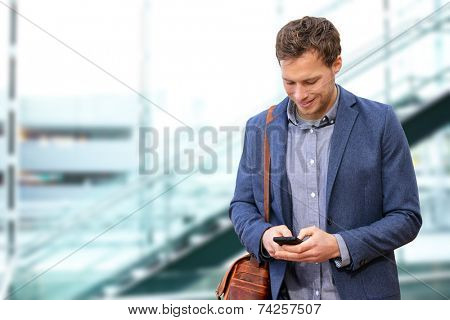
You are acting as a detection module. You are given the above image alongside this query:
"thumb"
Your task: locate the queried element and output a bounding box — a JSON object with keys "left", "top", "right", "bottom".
{"left": 298, "top": 226, "right": 316, "bottom": 241}
{"left": 280, "top": 225, "right": 293, "bottom": 237}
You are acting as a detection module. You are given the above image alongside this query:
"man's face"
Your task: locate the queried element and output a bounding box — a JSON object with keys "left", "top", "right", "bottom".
{"left": 280, "top": 50, "right": 342, "bottom": 121}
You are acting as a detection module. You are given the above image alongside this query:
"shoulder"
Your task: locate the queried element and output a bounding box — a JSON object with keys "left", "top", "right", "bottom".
{"left": 342, "top": 86, "right": 392, "bottom": 115}
{"left": 340, "top": 86, "right": 395, "bottom": 129}
{"left": 356, "top": 95, "right": 393, "bottom": 117}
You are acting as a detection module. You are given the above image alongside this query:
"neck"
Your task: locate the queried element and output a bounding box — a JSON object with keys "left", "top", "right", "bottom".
{"left": 324, "top": 85, "right": 338, "bottom": 115}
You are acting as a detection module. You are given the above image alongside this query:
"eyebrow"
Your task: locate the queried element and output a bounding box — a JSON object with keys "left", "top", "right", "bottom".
{"left": 283, "top": 76, "right": 320, "bottom": 83}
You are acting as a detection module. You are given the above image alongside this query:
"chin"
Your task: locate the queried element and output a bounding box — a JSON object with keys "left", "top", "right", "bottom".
{"left": 299, "top": 107, "right": 315, "bottom": 114}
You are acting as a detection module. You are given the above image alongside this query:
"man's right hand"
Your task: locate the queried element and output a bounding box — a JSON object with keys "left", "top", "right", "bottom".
{"left": 262, "top": 225, "right": 293, "bottom": 257}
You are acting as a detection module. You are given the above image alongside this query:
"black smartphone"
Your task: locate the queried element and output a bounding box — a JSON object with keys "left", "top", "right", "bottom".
{"left": 273, "top": 236, "right": 303, "bottom": 245}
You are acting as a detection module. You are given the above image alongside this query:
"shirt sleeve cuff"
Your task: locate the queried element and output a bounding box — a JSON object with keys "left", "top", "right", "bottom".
{"left": 333, "top": 233, "right": 351, "bottom": 268}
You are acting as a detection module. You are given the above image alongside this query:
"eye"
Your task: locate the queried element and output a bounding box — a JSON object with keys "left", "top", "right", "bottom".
{"left": 305, "top": 79, "right": 317, "bottom": 85}
{"left": 285, "top": 81, "right": 295, "bottom": 85}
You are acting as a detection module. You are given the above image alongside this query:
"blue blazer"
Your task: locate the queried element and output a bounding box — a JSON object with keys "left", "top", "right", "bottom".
{"left": 229, "top": 85, "right": 422, "bottom": 299}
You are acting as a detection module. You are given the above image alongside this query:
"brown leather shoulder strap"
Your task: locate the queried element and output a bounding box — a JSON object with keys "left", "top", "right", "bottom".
{"left": 263, "top": 105, "right": 276, "bottom": 223}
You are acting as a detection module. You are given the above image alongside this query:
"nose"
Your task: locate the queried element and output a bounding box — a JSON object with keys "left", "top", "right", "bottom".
{"left": 293, "top": 85, "right": 309, "bottom": 102}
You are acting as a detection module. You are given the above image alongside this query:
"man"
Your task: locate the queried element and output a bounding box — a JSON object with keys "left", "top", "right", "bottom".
{"left": 229, "top": 16, "right": 421, "bottom": 299}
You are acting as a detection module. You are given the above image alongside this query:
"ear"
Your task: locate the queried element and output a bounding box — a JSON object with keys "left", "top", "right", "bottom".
{"left": 332, "top": 55, "right": 342, "bottom": 74}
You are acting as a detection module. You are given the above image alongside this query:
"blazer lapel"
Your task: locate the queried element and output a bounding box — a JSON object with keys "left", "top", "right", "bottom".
{"left": 266, "top": 98, "right": 293, "bottom": 231}
{"left": 326, "top": 86, "right": 359, "bottom": 213}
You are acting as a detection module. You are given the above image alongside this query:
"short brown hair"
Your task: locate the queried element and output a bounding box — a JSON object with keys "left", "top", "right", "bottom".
{"left": 275, "top": 16, "right": 341, "bottom": 67}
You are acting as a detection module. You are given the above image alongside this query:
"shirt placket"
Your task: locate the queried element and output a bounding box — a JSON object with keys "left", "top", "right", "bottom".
{"left": 305, "top": 126, "right": 321, "bottom": 299}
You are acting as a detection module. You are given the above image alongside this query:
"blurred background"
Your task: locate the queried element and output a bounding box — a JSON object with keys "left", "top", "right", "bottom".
{"left": 0, "top": 0, "right": 449, "bottom": 299}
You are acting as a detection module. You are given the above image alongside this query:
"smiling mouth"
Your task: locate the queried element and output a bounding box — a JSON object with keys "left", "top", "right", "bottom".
{"left": 299, "top": 98, "right": 315, "bottom": 108}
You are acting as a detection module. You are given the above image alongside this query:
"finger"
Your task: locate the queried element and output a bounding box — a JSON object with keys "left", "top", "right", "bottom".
{"left": 267, "top": 238, "right": 282, "bottom": 255}
{"left": 298, "top": 238, "right": 315, "bottom": 252}
{"left": 271, "top": 242, "right": 282, "bottom": 252}
{"left": 281, "top": 242, "right": 308, "bottom": 253}
{"left": 266, "top": 247, "right": 276, "bottom": 257}
{"left": 271, "top": 227, "right": 292, "bottom": 248}
{"left": 281, "top": 240, "right": 315, "bottom": 253}
{"left": 292, "top": 250, "right": 317, "bottom": 261}
{"left": 280, "top": 245, "right": 301, "bottom": 253}
{"left": 274, "top": 251, "right": 302, "bottom": 262}
{"left": 297, "top": 226, "right": 317, "bottom": 241}
{"left": 269, "top": 232, "right": 285, "bottom": 251}
{"left": 276, "top": 249, "right": 317, "bottom": 262}
{"left": 266, "top": 242, "right": 279, "bottom": 256}
{"left": 273, "top": 226, "right": 292, "bottom": 237}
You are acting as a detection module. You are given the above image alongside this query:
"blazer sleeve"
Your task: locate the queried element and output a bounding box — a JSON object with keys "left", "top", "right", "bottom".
{"left": 229, "top": 119, "right": 273, "bottom": 263}
{"left": 337, "top": 105, "right": 422, "bottom": 271}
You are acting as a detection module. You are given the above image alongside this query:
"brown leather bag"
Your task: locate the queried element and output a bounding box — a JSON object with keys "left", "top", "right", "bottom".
{"left": 216, "top": 105, "right": 276, "bottom": 300}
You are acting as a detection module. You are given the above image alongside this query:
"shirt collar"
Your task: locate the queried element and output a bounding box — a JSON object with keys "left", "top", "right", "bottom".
{"left": 287, "top": 84, "right": 340, "bottom": 128}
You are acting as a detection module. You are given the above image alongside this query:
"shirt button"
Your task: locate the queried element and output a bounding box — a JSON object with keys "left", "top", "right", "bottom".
{"left": 310, "top": 192, "right": 316, "bottom": 198}
{"left": 315, "top": 290, "right": 319, "bottom": 296}
{"left": 309, "top": 128, "right": 314, "bottom": 133}
{"left": 315, "top": 262, "right": 319, "bottom": 265}
{"left": 309, "top": 159, "right": 315, "bottom": 165}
